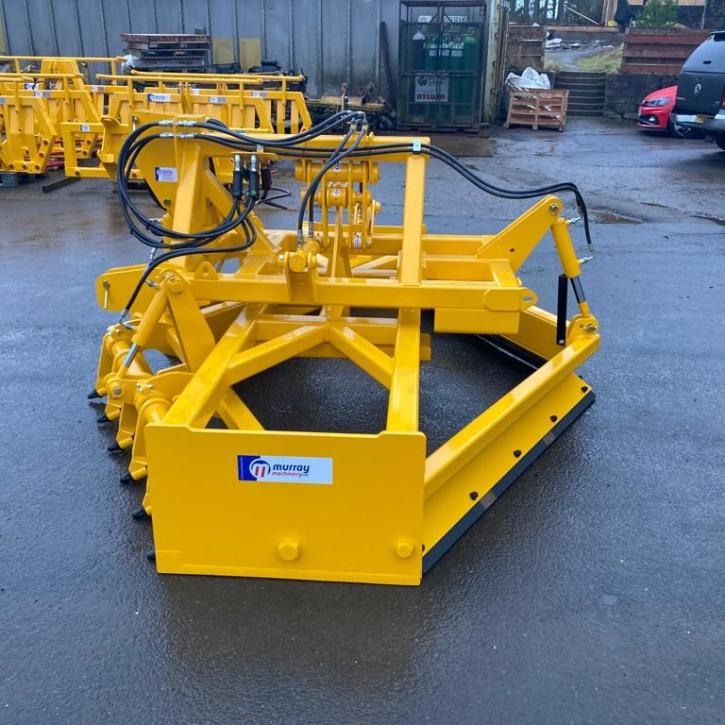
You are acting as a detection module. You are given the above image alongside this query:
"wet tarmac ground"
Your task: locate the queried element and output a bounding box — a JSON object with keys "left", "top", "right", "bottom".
{"left": 1, "top": 119, "right": 724, "bottom": 724}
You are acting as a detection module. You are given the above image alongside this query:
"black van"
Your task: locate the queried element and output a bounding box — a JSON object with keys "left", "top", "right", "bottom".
{"left": 673, "top": 30, "right": 725, "bottom": 150}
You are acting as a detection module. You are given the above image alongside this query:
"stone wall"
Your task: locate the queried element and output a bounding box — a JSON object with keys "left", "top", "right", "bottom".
{"left": 604, "top": 72, "right": 680, "bottom": 119}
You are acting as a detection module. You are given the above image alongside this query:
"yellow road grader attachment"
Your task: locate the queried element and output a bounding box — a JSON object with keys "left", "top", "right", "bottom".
{"left": 90, "top": 112, "right": 599, "bottom": 585}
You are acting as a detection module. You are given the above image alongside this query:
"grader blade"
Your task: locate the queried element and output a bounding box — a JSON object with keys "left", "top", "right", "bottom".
{"left": 92, "top": 112, "right": 600, "bottom": 585}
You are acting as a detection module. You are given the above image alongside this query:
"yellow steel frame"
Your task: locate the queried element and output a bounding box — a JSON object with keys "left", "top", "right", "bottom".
{"left": 0, "top": 55, "right": 122, "bottom": 76}
{"left": 0, "top": 56, "right": 311, "bottom": 177}
{"left": 92, "top": 128, "right": 600, "bottom": 585}
{"left": 64, "top": 75, "right": 311, "bottom": 179}
{"left": 0, "top": 56, "right": 117, "bottom": 173}
{"left": 128, "top": 70, "right": 310, "bottom": 134}
{"left": 0, "top": 72, "right": 105, "bottom": 172}
{"left": 94, "top": 71, "right": 309, "bottom": 130}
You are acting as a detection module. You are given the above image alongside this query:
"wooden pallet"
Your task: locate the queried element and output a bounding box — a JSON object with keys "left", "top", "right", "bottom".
{"left": 506, "top": 24, "right": 546, "bottom": 72}
{"left": 121, "top": 32, "right": 211, "bottom": 70}
{"left": 121, "top": 33, "right": 210, "bottom": 47}
{"left": 124, "top": 45, "right": 208, "bottom": 53}
{"left": 504, "top": 88, "right": 569, "bottom": 132}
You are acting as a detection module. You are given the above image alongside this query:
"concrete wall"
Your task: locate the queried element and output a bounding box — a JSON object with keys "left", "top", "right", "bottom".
{"left": 604, "top": 72, "right": 679, "bottom": 119}
{"left": 0, "top": 0, "right": 401, "bottom": 98}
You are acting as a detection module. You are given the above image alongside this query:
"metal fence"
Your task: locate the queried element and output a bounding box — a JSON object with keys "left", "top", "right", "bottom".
{"left": 0, "top": 0, "right": 401, "bottom": 97}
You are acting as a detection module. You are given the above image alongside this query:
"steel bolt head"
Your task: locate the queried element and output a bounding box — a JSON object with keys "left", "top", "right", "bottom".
{"left": 395, "top": 538, "right": 415, "bottom": 559}
{"left": 278, "top": 538, "right": 300, "bottom": 561}
{"left": 166, "top": 275, "right": 183, "bottom": 294}
{"left": 288, "top": 252, "right": 307, "bottom": 273}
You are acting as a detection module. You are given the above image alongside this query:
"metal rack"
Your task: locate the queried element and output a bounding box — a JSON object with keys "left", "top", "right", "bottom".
{"left": 397, "top": 1, "right": 487, "bottom": 131}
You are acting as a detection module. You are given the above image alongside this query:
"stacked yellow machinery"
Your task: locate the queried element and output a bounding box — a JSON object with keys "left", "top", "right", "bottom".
{"left": 0, "top": 56, "right": 119, "bottom": 174}
{"left": 63, "top": 70, "right": 310, "bottom": 178}
{"left": 0, "top": 55, "right": 310, "bottom": 179}
{"left": 90, "top": 110, "right": 600, "bottom": 585}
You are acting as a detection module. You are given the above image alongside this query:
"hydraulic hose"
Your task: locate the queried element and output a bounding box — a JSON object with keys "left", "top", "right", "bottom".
{"left": 147, "top": 129, "right": 594, "bottom": 254}
{"left": 120, "top": 196, "right": 258, "bottom": 317}
{"left": 115, "top": 111, "right": 596, "bottom": 318}
{"left": 295, "top": 119, "right": 368, "bottom": 245}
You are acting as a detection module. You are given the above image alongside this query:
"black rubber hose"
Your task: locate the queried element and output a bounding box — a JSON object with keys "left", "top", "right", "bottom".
{"left": 118, "top": 133, "right": 244, "bottom": 247}
{"left": 124, "top": 131, "right": 595, "bottom": 251}
{"left": 121, "top": 197, "right": 258, "bottom": 316}
{"left": 297, "top": 121, "right": 368, "bottom": 242}
{"left": 115, "top": 112, "right": 365, "bottom": 249}
{"left": 115, "top": 112, "right": 596, "bottom": 317}
{"left": 295, "top": 121, "right": 357, "bottom": 242}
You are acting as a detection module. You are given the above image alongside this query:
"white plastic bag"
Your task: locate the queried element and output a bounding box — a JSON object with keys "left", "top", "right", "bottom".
{"left": 505, "top": 67, "right": 551, "bottom": 90}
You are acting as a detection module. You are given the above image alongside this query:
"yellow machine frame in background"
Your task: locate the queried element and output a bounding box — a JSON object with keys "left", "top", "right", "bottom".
{"left": 62, "top": 71, "right": 310, "bottom": 179}
{"left": 0, "top": 56, "right": 311, "bottom": 177}
{"left": 91, "top": 122, "right": 600, "bottom": 585}
{"left": 0, "top": 72, "right": 104, "bottom": 172}
{"left": 0, "top": 56, "right": 118, "bottom": 173}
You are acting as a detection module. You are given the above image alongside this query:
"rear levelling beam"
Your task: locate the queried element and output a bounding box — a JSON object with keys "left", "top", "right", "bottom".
{"left": 423, "top": 390, "right": 595, "bottom": 573}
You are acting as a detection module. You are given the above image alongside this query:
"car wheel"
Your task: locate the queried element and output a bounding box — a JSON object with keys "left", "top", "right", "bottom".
{"left": 668, "top": 119, "right": 698, "bottom": 139}
{"left": 715, "top": 133, "right": 725, "bottom": 151}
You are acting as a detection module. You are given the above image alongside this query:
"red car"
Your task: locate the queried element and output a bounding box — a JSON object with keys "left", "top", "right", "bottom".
{"left": 638, "top": 86, "right": 700, "bottom": 138}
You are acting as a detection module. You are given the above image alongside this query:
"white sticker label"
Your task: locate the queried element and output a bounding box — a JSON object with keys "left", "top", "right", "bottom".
{"left": 191, "top": 88, "right": 201, "bottom": 95}
{"left": 154, "top": 166, "right": 178, "bottom": 182}
{"left": 90, "top": 85, "right": 103, "bottom": 93}
{"left": 251, "top": 90, "right": 268, "bottom": 98}
{"left": 80, "top": 123, "right": 91, "bottom": 132}
{"left": 34, "top": 90, "right": 50, "bottom": 98}
{"left": 0, "top": 98, "right": 5, "bottom": 105}
{"left": 414, "top": 72, "right": 449, "bottom": 103}
{"left": 238, "top": 455, "right": 333, "bottom": 485}
{"left": 209, "top": 95, "right": 226, "bottom": 104}
{"left": 148, "top": 93, "right": 172, "bottom": 102}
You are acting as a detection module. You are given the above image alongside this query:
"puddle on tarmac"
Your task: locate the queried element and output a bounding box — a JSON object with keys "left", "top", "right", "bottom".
{"left": 590, "top": 210, "right": 642, "bottom": 224}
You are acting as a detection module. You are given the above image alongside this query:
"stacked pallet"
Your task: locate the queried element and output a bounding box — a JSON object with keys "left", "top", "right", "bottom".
{"left": 506, "top": 24, "right": 546, "bottom": 72}
{"left": 121, "top": 32, "right": 211, "bottom": 71}
{"left": 505, "top": 88, "right": 569, "bottom": 131}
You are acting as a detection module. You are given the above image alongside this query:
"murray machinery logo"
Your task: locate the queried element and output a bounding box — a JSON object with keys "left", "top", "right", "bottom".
{"left": 248, "top": 458, "right": 272, "bottom": 479}
{"left": 237, "top": 455, "right": 333, "bottom": 485}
